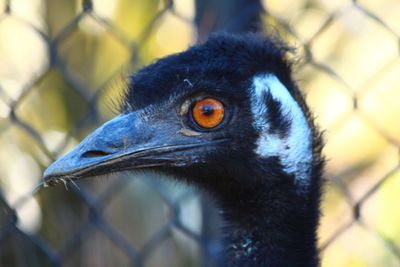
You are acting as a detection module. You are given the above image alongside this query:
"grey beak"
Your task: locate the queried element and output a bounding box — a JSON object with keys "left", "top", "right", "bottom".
{"left": 43, "top": 112, "right": 225, "bottom": 186}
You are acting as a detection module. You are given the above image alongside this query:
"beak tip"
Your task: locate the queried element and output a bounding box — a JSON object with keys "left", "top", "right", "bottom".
{"left": 43, "top": 157, "right": 75, "bottom": 185}
{"left": 44, "top": 158, "right": 65, "bottom": 177}
{"left": 43, "top": 165, "right": 61, "bottom": 186}
{"left": 43, "top": 166, "right": 53, "bottom": 178}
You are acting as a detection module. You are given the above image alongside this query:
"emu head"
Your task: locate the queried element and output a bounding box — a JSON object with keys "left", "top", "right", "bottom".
{"left": 44, "top": 33, "right": 321, "bottom": 197}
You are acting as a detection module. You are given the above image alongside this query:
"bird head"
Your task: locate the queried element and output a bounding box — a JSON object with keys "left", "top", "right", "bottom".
{"left": 44, "top": 33, "right": 320, "bottom": 197}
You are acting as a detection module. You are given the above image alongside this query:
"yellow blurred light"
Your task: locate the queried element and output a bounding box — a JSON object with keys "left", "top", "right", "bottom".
{"left": 153, "top": 12, "right": 194, "bottom": 57}
{"left": 0, "top": 98, "right": 10, "bottom": 118}
{"left": 174, "top": 0, "right": 195, "bottom": 21}
{"left": 79, "top": 1, "right": 118, "bottom": 35}
{"left": 0, "top": 143, "right": 42, "bottom": 233}
{"left": 0, "top": 16, "right": 48, "bottom": 99}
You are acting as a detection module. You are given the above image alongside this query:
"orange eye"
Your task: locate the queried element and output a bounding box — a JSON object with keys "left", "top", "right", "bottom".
{"left": 192, "top": 98, "right": 225, "bottom": 129}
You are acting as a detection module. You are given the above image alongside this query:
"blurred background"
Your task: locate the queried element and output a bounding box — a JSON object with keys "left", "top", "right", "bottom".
{"left": 0, "top": 0, "right": 399, "bottom": 266}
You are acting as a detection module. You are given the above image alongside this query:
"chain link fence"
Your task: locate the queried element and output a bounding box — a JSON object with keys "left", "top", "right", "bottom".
{"left": 0, "top": 0, "right": 399, "bottom": 266}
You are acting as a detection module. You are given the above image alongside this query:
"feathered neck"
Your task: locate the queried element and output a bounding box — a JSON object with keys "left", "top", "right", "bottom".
{"left": 205, "top": 157, "right": 323, "bottom": 267}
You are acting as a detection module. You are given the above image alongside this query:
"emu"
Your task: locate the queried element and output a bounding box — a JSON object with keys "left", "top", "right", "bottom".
{"left": 44, "top": 33, "right": 324, "bottom": 267}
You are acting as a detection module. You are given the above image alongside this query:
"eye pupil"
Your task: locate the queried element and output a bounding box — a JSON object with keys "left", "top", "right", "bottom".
{"left": 201, "top": 105, "right": 214, "bottom": 116}
{"left": 191, "top": 98, "right": 225, "bottom": 129}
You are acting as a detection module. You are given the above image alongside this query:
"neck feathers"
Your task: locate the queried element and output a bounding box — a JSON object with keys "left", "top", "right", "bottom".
{"left": 217, "top": 74, "right": 323, "bottom": 266}
{"left": 220, "top": 165, "right": 322, "bottom": 267}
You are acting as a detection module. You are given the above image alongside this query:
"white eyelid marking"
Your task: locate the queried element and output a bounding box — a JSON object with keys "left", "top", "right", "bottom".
{"left": 178, "top": 128, "right": 201, "bottom": 137}
{"left": 250, "top": 74, "right": 312, "bottom": 186}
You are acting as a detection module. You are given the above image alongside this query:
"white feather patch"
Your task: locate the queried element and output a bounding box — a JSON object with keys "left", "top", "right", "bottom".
{"left": 250, "top": 74, "right": 312, "bottom": 185}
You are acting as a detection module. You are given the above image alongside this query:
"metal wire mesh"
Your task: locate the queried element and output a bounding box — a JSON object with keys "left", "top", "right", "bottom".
{"left": 0, "top": 0, "right": 399, "bottom": 266}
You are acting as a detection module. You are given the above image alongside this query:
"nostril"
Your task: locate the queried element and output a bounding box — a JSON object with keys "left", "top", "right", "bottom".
{"left": 82, "top": 150, "right": 112, "bottom": 158}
